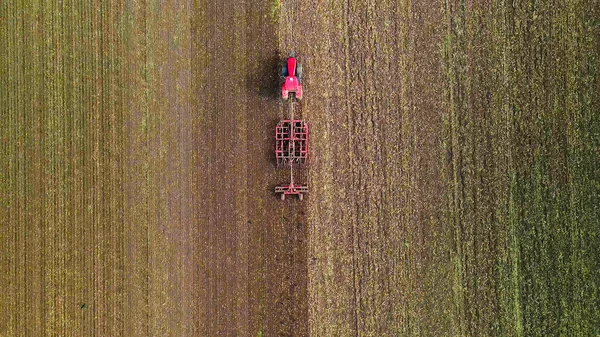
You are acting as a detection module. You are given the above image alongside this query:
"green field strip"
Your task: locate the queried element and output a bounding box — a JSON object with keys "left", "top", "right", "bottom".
{"left": 0, "top": 0, "right": 11, "bottom": 332}
{"left": 442, "top": 0, "right": 600, "bottom": 336}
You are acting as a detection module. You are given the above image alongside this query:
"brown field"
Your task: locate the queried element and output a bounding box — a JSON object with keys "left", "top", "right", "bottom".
{"left": 2, "top": 1, "right": 599, "bottom": 337}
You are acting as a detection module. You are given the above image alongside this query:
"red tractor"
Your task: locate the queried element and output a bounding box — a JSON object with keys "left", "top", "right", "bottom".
{"left": 275, "top": 53, "right": 308, "bottom": 201}
{"left": 281, "top": 53, "right": 303, "bottom": 101}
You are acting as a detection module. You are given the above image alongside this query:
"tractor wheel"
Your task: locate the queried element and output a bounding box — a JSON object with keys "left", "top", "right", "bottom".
{"left": 296, "top": 63, "right": 303, "bottom": 81}
{"left": 281, "top": 63, "right": 288, "bottom": 77}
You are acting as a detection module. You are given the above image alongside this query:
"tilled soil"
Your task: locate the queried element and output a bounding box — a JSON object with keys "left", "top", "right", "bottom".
{"left": 280, "top": 0, "right": 599, "bottom": 336}
{"left": 280, "top": 0, "right": 451, "bottom": 335}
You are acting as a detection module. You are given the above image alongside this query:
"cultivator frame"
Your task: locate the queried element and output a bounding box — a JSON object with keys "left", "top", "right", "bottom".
{"left": 274, "top": 117, "right": 309, "bottom": 200}
{"left": 276, "top": 120, "right": 309, "bottom": 168}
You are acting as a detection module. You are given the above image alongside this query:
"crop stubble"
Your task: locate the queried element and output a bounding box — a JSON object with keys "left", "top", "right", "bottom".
{"left": 2, "top": 1, "right": 307, "bottom": 336}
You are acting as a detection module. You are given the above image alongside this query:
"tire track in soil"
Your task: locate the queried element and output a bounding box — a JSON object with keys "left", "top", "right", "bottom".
{"left": 123, "top": 1, "right": 151, "bottom": 336}
{"left": 442, "top": 1, "right": 504, "bottom": 335}
{"left": 144, "top": 1, "right": 194, "bottom": 336}
{"left": 199, "top": 2, "right": 239, "bottom": 335}
{"left": 403, "top": 1, "right": 450, "bottom": 334}
{"left": 124, "top": 1, "right": 199, "bottom": 335}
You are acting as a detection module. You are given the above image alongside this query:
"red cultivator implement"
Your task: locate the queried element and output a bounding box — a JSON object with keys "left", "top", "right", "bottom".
{"left": 275, "top": 118, "right": 309, "bottom": 200}
{"left": 275, "top": 183, "right": 309, "bottom": 200}
{"left": 276, "top": 120, "right": 308, "bottom": 168}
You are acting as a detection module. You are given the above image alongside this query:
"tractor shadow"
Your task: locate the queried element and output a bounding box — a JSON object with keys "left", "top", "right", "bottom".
{"left": 246, "top": 50, "right": 283, "bottom": 101}
{"left": 267, "top": 118, "right": 281, "bottom": 168}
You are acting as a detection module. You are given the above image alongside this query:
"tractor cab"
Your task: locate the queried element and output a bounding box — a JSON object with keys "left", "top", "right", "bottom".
{"left": 281, "top": 54, "right": 303, "bottom": 100}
